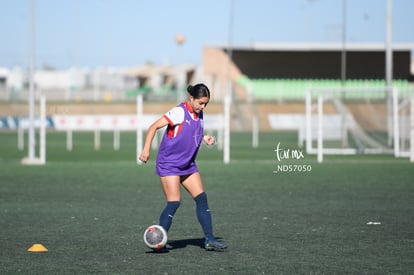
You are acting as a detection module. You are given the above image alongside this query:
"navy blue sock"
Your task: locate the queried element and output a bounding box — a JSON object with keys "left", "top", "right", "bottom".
{"left": 194, "top": 192, "right": 214, "bottom": 242}
{"left": 159, "top": 201, "right": 180, "bottom": 232}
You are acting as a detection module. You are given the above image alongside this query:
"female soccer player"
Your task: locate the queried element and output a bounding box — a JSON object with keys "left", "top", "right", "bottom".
{"left": 139, "top": 83, "right": 227, "bottom": 251}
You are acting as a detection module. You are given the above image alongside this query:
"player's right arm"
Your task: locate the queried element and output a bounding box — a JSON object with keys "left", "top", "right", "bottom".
{"left": 139, "top": 116, "right": 169, "bottom": 163}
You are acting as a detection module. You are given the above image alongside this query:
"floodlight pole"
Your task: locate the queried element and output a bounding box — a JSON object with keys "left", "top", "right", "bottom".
{"left": 340, "top": 0, "right": 348, "bottom": 147}
{"left": 224, "top": 0, "right": 234, "bottom": 164}
{"left": 28, "top": 0, "right": 36, "bottom": 160}
{"left": 340, "top": 0, "right": 347, "bottom": 85}
{"left": 386, "top": 0, "right": 393, "bottom": 146}
{"left": 385, "top": 0, "right": 393, "bottom": 89}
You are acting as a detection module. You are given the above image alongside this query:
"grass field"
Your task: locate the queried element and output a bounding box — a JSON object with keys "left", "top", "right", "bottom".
{"left": 0, "top": 131, "right": 413, "bottom": 274}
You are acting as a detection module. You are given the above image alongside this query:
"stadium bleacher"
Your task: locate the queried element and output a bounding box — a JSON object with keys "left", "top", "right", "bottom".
{"left": 237, "top": 76, "right": 414, "bottom": 101}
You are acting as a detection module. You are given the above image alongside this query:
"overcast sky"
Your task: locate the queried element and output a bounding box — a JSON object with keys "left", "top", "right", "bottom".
{"left": 1, "top": 0, "right": 413, "bottom": 69}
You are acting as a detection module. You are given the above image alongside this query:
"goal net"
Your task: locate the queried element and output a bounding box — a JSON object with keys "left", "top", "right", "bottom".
{"left": 305, "top": 86, "right": 413, "bottom": 162}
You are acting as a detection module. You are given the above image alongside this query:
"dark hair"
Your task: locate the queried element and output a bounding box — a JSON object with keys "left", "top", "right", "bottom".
{"left": 187, "top": 83, "right": 210, "bottom": 99}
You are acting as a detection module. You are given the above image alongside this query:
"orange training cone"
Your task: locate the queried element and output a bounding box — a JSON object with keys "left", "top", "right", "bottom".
{"left": 27, "top": 243, "right": 48, "bottom": 252}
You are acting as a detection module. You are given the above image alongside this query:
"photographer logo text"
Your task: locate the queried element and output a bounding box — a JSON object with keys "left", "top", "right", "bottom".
{"left": 273, "top": 142, "right": 311, "bottom": 174}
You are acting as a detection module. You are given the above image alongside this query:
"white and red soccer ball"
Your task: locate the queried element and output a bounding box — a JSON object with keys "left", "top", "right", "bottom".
{"left": 143, "top": 225, "right": 168, "bottom": 251}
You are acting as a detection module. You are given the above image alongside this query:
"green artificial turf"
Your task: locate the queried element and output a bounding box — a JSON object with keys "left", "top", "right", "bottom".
{"left": 0, "top": 131, "right": 413, "bottom": 274}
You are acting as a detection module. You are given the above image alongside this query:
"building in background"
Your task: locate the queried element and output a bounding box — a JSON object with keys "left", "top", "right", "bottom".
{"left": 203, "top": 43, "right": 414, "bottom": 102}
{"left": 1, "top": 43, "right": 413, "bottom": 103}
{"left": 0, "top": 63, "right": 199, "bottom": 102}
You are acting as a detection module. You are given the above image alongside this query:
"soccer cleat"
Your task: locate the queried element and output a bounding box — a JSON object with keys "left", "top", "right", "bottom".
{"left": 204, "top": 239, "right": 228, "bottom": 251}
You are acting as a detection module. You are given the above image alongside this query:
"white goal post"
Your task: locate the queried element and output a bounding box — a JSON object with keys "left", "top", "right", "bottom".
{"left": 305, "top": 86, "right": 413, "bottom": 162}
{"left": 398, "top": 94, "right": 414, "bottom": 162}
{"left": 20, "top": 96, "right": 47, "bottom": 165}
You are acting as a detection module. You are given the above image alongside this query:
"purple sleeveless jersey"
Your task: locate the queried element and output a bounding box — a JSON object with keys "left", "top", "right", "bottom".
{"left": 156, "top": 103, "right": 204, "bottom": 176}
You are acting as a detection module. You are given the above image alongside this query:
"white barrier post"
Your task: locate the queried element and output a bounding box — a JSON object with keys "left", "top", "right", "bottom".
{"left": 67, "top": 130, "right": 73, "bottom": 151}
{"left": 305, "top": 89, "right": 312, "bottom": 154}
{"left": 94, "top": 129, "right": 100, "bottom": 150}
{"left": 21, "top": 95, "right": 46, "bottom": 165}
{"left": 114, "top": 129, "right": 120, "bottom": 150}
{"left": 252, "top": 115, "right": 259, "bottom": 148}
{"left": 317, "top": 96, "right": 324, "bottom": 163}
{"left": 393, "top": 87, "right": 399, "bottom": 157}
{"left": 218, "top": 128, "right": 223, "bottom": 150}
{"left": 136, "top": 95, "right": 143, "bottom": 164}
{"left": 224, "top": 94, "right": 231, "bottom": 164}
{"left": 39, "top": 96, "right": 46, "bottom": 164}
{"left": 18, "top": 126, "right": 24, "bottom": 150}
{"left": 152, "top": 131, "right": 159, "bottom": 150}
